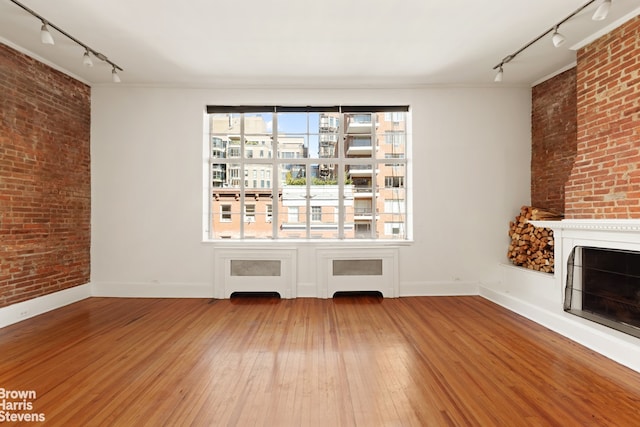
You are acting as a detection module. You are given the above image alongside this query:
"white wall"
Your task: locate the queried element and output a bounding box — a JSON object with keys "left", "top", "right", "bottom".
{"left": 90, "top": 86, "right": 531, "bottom": 298}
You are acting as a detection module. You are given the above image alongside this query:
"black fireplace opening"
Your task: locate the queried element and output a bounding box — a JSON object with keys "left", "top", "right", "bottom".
{"left": 565, "top": 246, "right": 640, "bottom": 339}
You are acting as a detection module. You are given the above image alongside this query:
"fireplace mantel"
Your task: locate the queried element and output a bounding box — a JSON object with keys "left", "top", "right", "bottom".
{"left": 530, "top": 219, "right": 640, "bottom": 233}
{"left": 530, "top": 219, "right": 640, "bottom": 250}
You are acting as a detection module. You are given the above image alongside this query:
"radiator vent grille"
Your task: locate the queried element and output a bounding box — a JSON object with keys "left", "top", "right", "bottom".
{"left": 231, "top": 260, "right": 281, "bottom": 277}
{"left": 332, "top": 259, "right": 382, "bottom": 276}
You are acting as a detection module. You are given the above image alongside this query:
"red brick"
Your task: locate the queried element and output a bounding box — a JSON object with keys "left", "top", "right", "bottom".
{"left": 0, "top": 44, "right": 90, "bottom": 308}
{"left": 562, "top": 16, "right": 640, "bottom": 219}
{"left": 531, "top": 68, "right": 577, "bottom": 213}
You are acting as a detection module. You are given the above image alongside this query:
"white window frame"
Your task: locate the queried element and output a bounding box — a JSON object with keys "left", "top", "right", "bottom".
{"left": 205, "top": 106, "right": 411, "bottom": 241}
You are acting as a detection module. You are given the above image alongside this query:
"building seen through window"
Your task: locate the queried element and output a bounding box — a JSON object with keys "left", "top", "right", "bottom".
{"left": 206, "top": 106, "right": 409, "bottom": 240}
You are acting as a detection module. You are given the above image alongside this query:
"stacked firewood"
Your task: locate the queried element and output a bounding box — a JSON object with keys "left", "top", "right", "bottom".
{"left": 507, "top": 206, "right": 563, "bottom": 273}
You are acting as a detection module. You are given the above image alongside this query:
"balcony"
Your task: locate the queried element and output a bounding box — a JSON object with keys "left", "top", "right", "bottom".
{"left": 346, "top": 137, "right": 373, "bottom": 156}
{"left": 319, "top": 133, "right": 338, "bottom": 145}
{"left": 353, "top": 186, "right": 375, "bottom": 198}
{"left": 346, "top": 114, "right": 373, "bottom": 134}
{"left": 319, "top": 117, "right": 339, "bottom": 132}
{"left": 353, "top": 208, "right": 378, "bottom": 221}
{"left": 347, "top": 165, "right": 376, "bottom": 177}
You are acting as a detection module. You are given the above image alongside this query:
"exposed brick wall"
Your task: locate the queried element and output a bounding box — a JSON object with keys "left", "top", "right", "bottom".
{"left": 531, "top": 68, "right": 577, "bottom": 214}
{"left": 0, "top": 43, "right": 91, "bottom": 308}
{"left": 565, "top": 16, "right": 640, "bottom": 219}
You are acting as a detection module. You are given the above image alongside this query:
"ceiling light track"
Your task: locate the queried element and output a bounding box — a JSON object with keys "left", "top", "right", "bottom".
{"left": 493, "top": 0, "right": 611, "bottom": 82}
{"left": 9, "top": 0, "right": 123, "bottom": 82}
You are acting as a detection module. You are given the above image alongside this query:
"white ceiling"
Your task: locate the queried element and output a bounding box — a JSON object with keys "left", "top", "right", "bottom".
{"left": 1, "top": 0, "right": 639, "bottom": 88}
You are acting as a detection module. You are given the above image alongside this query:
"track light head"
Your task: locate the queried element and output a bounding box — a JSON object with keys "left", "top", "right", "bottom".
{"left": 40, "top": 22, "right": 54, "bottom": 45}
{"left": 111, "top": 67, "right": 121, "bottom": 83}
{"left": 9, "top": 0, "right": 122, "bottom": 81}
{"left": 82, "top": 50, "right": 94, "bottom": 67}
{"left": 592, "top": 0, "right": 611, "bottom": 21}
{"left": 492, "top": 0, "right": 615, "bottom": 82}
{"left": 552, "top": 27, "right": 566, "bottom": 47}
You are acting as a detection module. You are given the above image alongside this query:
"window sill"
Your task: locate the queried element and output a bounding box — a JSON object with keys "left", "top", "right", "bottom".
{"left": 201, "top": 239, "right": 414, "bottom": 248}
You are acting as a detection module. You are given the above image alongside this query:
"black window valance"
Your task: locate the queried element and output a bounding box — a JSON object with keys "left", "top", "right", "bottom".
{"left": 206, "top": 105, "right": 409, "bottom": 114}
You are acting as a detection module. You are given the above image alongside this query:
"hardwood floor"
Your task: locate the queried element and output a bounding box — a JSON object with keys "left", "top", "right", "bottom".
{"left": 1, "top": 295, "right": 639, "bottom": 426}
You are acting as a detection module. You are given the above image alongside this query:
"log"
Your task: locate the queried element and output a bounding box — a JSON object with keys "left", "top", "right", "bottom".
{"left": 507, "top": 206, "right": 562, "bottom": 273}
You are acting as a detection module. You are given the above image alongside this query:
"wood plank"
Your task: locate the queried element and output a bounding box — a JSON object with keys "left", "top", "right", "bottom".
{"left": 0, "top": 296, "right": 639, "bottom": 426}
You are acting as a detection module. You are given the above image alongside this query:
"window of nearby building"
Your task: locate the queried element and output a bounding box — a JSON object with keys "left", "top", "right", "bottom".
{"left": 288, "top": 206, "right": 299, "bottom": 223}
{"left": 220, "top": 204, "right": 232, "bottom": 222}
{"left": 384, "top": 199, "right": 405, "bottom": 214}
{"left": 206, "top": 106, "right": 410, "bottom": 240}
{"left": 385, "top": 112, "right": 404, "bottom": 123}
{"left": 244, "top": 204, "right": 255, "bottom": 222}
{"left": 385, "top": 176, "right": 404, "bottom": 188}
{"left": 385, "top": 131, "right": 405, "bottom": 147}
{"left": 384, "top": 222, "right": 405, "bottom": 236}
{"left": 311, "top": 206, "right": 322, "bottom": 221}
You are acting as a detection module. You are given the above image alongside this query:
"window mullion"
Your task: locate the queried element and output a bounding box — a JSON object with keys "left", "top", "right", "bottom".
{"left": 305, "top": 157, "right": 311, "bottom": 239}
{"left": 370, "top": 112, "right": 377, "bottom": 239}
{"left": 239, "top": 114, "right": 245, "bottom": 239}
{"left": 338, "top": 110, "right": 345, "bottom": 239}
{"left": 272, "top": 113, "right": 279, "bottom": 239}
{"left": 208, "top": 131, "right": 213, "bottom": 239}
{"left": 305, "top": 113, "right": 311, "bottom": 239}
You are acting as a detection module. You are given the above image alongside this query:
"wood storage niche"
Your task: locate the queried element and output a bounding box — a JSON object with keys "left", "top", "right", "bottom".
{"left": 507, "top": 206, "right": 562, "bottom": 273}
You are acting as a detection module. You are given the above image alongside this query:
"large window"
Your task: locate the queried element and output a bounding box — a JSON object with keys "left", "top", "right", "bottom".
{"left": 206, "top": 106, "right": 410, "bottom": 240}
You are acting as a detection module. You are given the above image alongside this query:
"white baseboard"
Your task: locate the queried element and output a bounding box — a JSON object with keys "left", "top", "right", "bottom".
{"left": 479, "top": 284, "right": 640, "bottom": 374}
{"left": 400, "top": 281, "right": 479, "bottom": 297}
{"left": 498, "top": 263, "right": 560, "bottom": 305}
{"left": 0, "top": 284, "right": 91, "bottom": 328}
{"left": 91, "top": 281, "right": 213, "bottom": 298}
{"left": 94, "top": 281, "right": 478, "bottom": 299}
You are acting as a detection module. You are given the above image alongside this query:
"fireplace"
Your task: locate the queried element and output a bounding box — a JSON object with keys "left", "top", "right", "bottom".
{"left": 565, "top": 246, "right": 640, "bottom": 339}
{"left": 491, "top": 219, "right": 640, "bottom": 373}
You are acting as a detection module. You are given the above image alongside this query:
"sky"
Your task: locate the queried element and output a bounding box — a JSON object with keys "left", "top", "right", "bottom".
{"left": 251, "top": 112, "right": 323, "bottom": 157}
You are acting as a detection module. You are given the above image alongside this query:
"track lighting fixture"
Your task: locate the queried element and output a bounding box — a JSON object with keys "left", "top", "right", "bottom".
{"left": 82, "top": 50, "right": 94, "bottom": 67}
{"left": 493, "top": 0, "right": 612, "bottom": 82}
{"left": 592, "top": 0, "right": 611, "bottom": 21}
{"left": 40, "top": 22, "right": 54, "bottom": 45}
{"left": 10, "top": 0, "right": 123, "bottom": 82}
{"left": 552, "top": 26, "right": 566, "bottom": 47}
